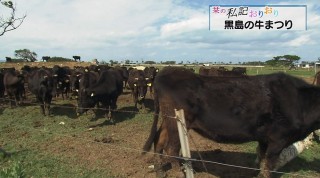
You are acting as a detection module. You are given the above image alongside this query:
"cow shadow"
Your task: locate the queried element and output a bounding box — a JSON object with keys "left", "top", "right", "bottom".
{"left": 0, "top": 107, "right": 4, "bottom": 114}
{"left": 144, "top": 98, "right": 154, "bottom": 111}
{"left": 88, "top": 106, "right": 138, "bottom": 127}
{"left": 51, "top": 104, "right": 78, "bottom": 119}
{"left": 122, "top": 91, "right": 132, "bottom": 95}
{"left": 191, "top": 150, "right": 320, "bottom": 178}
{"left": 191, "top": 150, "right": 259, "bottom": 178}
{"left": 274, "top": 157, "right": 320, "bottom": 177}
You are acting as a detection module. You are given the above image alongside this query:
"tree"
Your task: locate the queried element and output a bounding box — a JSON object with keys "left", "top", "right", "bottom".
{"left": 144, "top": 60, "right": 156, "bottom": 64}
{"left": 282, "top": 55, "right": 300, "bottom": 65}
{"left": 265, "top": 55, "right": 301, "bottom": 67}
{"left": 14, "top": 49, "right": 37, "bottom": 62}
{"left": 0, "top": 1, "right": 26, "bottom": 36}
{"left": 109, "top": 60, "right": 114, "bottom": 66}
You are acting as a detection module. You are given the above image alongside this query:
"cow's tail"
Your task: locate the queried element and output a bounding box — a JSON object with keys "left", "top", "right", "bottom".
{"left": 142, "top": 91, "right": 159, "bottom": 155}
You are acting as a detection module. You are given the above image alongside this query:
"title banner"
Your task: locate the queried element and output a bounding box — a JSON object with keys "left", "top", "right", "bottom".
{"left": 209, "top": 5, "right": 307, "bottom": 31}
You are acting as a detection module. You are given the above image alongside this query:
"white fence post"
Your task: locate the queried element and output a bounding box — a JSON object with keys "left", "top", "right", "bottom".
{"left": 175, "top": 109, "right": 194, "bottom": 178}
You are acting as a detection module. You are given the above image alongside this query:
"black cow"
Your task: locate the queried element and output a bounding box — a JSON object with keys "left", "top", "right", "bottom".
{"left": 5, "top": 57, "right": 12, "bottom": 63}
{"left": 3, "top": 70, "right": 25, "bottom": 107}
{"left": 42, "top": 56, "right": 50, "bottom": 62}
{"left": 52, "top": 65, "right": 71, "bottom": 99}
{"left": 127, "top": 69, "right": 148, "bottom": 109}
{"left": 143, "top": 67, "right": 320, "bottom": 178}
{"left": 144, "top": 67, "right": 158, "bottom": 95}
{"left": 0, "top": 72, "right": 4, "bottom": 98}
{"left": 28, "top": 69, "right": 56, "bottom": 116}
{"left": 70, "top": 68, "right": 86, "bottom": 98}
{"left": 232, "top": 67, "right": 247, "bottom": 75}
{"left": 114, "top": 66, "right": 129, "bottom": 89}
{"left": 73, "top": 55, "right": 81, "bottom": 62}
{"left": 77, "top": 70, "right": 122, "bottom": 122}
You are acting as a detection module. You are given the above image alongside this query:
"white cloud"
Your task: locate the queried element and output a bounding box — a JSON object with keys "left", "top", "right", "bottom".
{"left": 0, "top": 0, "right": 319, "bottom": 62}
{"left": 286, "top": 34, "right": 312, "bottom": 47}
{"left": 160, "top": 14, "right": 207, "bottom": 37}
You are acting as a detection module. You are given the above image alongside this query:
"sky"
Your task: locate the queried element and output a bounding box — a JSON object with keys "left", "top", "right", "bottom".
{"left": 0, "top": 0, "right": 319, "bottom": 63}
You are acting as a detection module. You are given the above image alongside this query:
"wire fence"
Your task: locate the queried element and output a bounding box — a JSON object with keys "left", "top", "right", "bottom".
{"left": 0, "top": 96, "right": 318, "bottom": 178}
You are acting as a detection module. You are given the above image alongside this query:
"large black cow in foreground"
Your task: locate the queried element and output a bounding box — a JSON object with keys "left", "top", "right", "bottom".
{"left": 143, "top": 67, "right": 320, "bottom": 178}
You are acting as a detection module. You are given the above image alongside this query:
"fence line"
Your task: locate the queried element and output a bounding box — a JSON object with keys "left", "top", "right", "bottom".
{"left": 0, "top": 98, "right": 317, "bottom": 177}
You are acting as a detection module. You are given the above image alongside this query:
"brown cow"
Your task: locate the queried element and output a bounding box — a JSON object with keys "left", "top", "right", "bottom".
{"left": 143, "top": 67, "right": 320, "bottom": 178}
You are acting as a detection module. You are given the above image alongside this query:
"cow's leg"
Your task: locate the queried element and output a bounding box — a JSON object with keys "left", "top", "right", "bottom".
{"left": 14, "top": 95, "right": 18, "bottom": 106}
{"left": 153, "top": 125, "right": 182, "bottom": 178}
{"left": 134, "top": 96, "right": 138, "bottom": 109}
{"left": 139, "top": 98, "right": 145, "bottom": 110}
{"left": 8, "top": 94, "right": 14, "bottom": 108}
{"left": 149, "top": 85, "right": 154, "bottom": 97}
{"left": 258, "top": 140, "right": 286, "bottom": 178}
{"left": 40, "top": 103, "right": 45, "bottom": 115}
{"left": 107, "top": 105, "right": 113, "bottom": 123}
{"left": 154, "top": 128, "right": 168, "bottom": 178}
{"left": 14, "top": 91, "right": 20, "bottom": 106}
{"left": 46, "top": 95, "right": 52, "bottom": 116}
{"left": 256, "top": 141, "right": 268, "bottom": 165}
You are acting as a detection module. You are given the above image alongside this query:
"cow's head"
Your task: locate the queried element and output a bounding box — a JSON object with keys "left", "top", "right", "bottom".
{"left": 70, "top": 73, "right": 81, "bottom": 97}
{"left": 134, "top": 77, "right": 148, "bottom": 100}
{"left": 77, "top": 88, "right": 96, "bottom": 115}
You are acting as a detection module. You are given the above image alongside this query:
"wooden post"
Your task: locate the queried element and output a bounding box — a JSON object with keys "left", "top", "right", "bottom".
{"left": 175, "top": 109, "right": 194, "bottom": 178}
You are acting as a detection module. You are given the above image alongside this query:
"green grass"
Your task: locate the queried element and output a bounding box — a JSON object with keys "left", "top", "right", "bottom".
{"left": 0, "top": 95, "right": 154, "bottom": 178}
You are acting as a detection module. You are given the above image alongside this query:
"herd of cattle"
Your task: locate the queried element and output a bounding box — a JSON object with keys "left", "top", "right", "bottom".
{"left": 2, "top": 64, "right": 320, "bottom": 178}
{"left": 0, "top": 64, "right": 159, "bottom": 120}
{"left": 0, "top": 65, "right": 245, "bottom": 118}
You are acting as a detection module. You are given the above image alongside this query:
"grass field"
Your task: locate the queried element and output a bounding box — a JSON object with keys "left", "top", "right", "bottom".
{"left": 0, "top": 62, "right": 320, "bottom": 178}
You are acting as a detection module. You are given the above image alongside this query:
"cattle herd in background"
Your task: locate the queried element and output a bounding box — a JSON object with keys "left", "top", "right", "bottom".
{"left": 0, "top": 64, "right": 162, "bottom": 120}
{"left": 0, "top": 65, "right": 247, "bottom": 119}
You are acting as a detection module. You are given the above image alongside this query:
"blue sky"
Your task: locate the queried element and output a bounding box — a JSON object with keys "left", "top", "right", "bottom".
{"left": 0, "top": 0, "right": 318, "bottom": 63}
